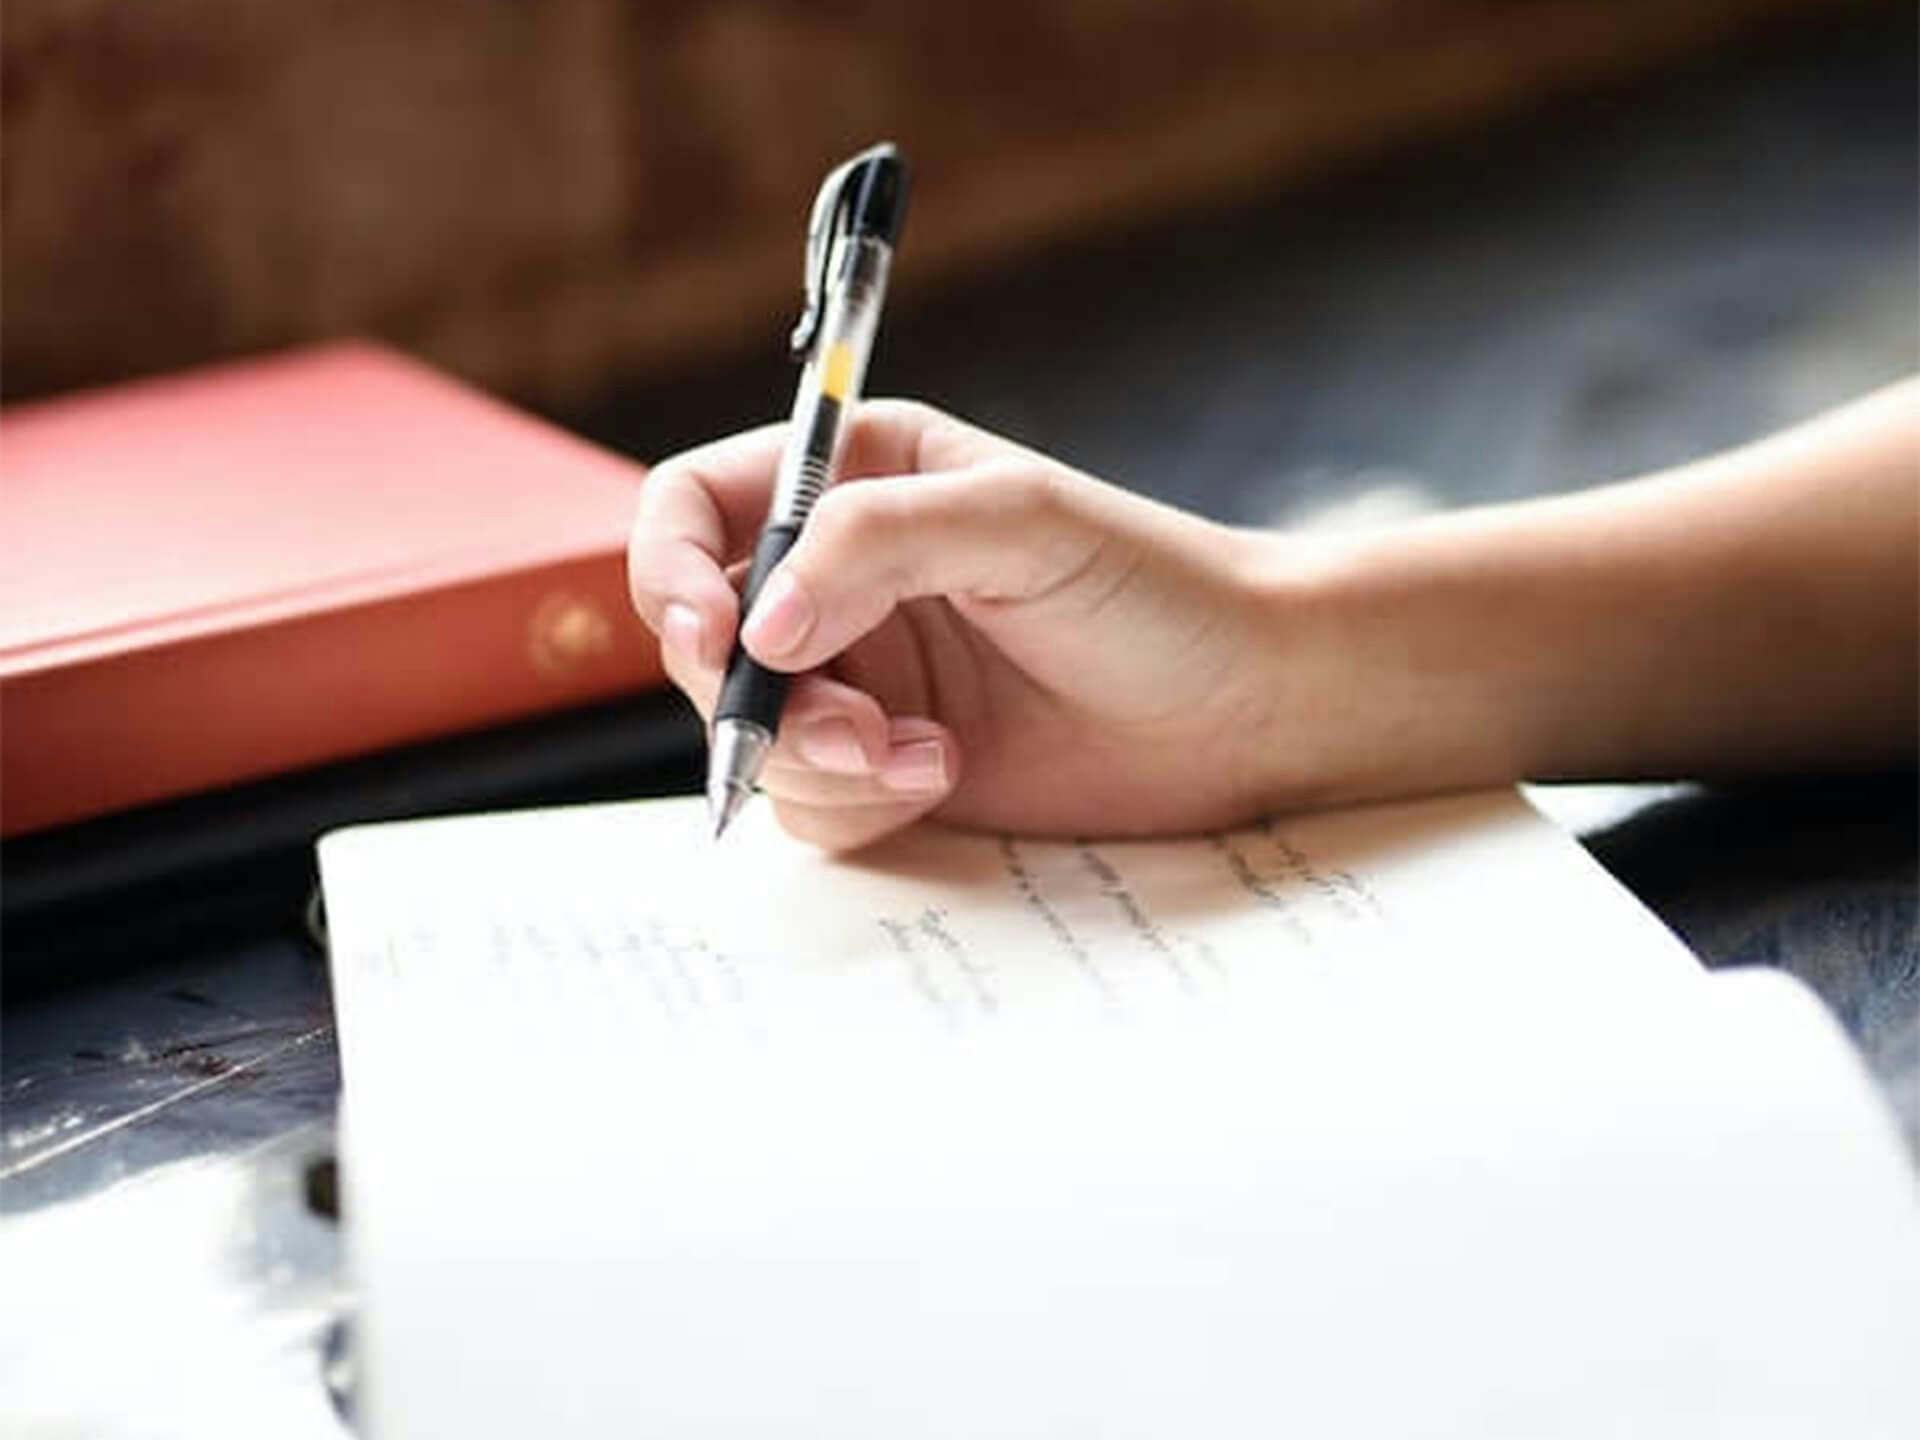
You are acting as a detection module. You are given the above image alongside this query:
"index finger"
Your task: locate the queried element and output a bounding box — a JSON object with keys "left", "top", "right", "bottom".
{"left": 638, "top": 401, "right": 988, "bottom": 556}
{"left": 626, "top": 402, "right": 981, "bottom": 654}
{"left": 634, "top": 421, "right": 790, "bottom": 575}
{"left": 626, "top": 422, "right": 786, "bottom": 668}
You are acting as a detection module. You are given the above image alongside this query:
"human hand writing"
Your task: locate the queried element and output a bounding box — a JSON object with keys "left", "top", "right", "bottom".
{"left": 627, "top": 400, "right": 1293, "bottom": 851}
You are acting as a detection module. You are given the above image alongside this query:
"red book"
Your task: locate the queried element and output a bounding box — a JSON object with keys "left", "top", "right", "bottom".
{"left": 1, "top": 343, "right": 664, "bottom": 837}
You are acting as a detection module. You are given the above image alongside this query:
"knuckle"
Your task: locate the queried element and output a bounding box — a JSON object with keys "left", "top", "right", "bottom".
{"left": 861, "top": 396, "right": 935, "bottom": 429}
{"left": 634, "top": 459, "right": 696, "bottom": 520}
{"left": 865, "top": 396, "right": 961, "bottom": 445}
{"left": 815, "top": 482, "right": 903, "bottom": 551}
{"left": 981, "top": 462, "right": 1064, "bottom": 524}
{"left": 861, "top": 397, "right": 974, "bottom": 474}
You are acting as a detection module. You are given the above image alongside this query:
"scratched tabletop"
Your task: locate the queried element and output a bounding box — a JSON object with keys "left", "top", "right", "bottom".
{"left": 3, "top": 17, "right": 1914, "bottom": 1436}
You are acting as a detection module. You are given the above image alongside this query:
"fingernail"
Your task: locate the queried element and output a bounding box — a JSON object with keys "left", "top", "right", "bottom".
{"left": 795, "top": 718, "right": 871, "bottom": 775}
{"left": 741, "top": 570, "right": 814, "bottom": 658}
{"left": 878, "top": 739, "right": 948, "bottom": 795}
{"left": 662, "top": 603, "right": 705, "bottom": 664}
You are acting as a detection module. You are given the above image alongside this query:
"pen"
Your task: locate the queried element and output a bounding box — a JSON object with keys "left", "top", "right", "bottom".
{"left": 707, "top": 143, "right": 910, "bottom": 839}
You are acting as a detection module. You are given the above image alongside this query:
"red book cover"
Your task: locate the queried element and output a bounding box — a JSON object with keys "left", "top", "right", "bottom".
{"left": 0, "top": 343, "right": 664, "bottom": 837}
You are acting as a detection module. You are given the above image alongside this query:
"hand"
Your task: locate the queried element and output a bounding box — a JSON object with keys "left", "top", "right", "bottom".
{"left": 630, "top": 385, "right": 1920, "bottom": 852}
{"left": 627, "top": 400, "right": 1292, "bottom": 851}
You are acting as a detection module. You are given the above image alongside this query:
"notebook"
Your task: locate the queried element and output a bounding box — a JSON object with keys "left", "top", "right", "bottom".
{"left": 0, "top": 343, "right": 660, "bottom": 835}
{"left": 319, "top": 790, "right": 1920, "bottom": 1437}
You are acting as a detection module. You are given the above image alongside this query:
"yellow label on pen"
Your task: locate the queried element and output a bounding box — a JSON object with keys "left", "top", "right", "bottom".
{"left": 821, "top": 342, "right": 855, "bottom": 401}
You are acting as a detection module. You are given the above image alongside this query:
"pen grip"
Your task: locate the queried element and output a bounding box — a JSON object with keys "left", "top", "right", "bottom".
{"left": 715, "top": 524, "right": 802, "bottom": 732}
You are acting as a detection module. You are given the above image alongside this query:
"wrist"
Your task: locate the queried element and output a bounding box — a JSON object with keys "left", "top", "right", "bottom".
{"left": 1232, "top": 519, "right": 1548, "bottom": 811}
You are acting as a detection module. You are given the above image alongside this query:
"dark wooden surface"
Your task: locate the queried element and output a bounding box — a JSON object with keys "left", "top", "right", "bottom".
{"left": 2, "top": 16, "right": 1914, "bottom": 1434}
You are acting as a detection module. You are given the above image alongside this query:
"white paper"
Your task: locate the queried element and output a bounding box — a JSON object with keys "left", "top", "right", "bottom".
{"left": 319, "top": 791, "right": 1920, "bottom": 1438}
{"left": 324, "top": 790, "right": 1696, "bottom": 1061}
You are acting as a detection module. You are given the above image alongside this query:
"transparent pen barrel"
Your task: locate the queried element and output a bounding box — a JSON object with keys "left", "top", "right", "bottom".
{"left": 769, "top": 239, "right": 892, "bottom": 525}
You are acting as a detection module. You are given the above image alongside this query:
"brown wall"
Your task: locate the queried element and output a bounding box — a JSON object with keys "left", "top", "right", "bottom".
{"left": 1, "top": 0, "right": 1850, "bottom": 410}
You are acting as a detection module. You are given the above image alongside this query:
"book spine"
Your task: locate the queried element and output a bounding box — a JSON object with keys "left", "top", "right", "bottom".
{"left": 0, "top": 550, "right": 666, "bottom": 837}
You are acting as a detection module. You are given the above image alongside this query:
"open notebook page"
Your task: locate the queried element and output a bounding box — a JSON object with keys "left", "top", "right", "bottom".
{"left": 324, "top": 788, "right": 1698, "bottom": 1056}
{"left": 320, "top": 790, "right": 1920, "bottom": 1438}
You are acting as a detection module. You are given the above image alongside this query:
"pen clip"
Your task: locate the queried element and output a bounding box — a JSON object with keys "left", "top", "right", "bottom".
{"left": 789, "top": 153, "right": 864, "bottom": 360}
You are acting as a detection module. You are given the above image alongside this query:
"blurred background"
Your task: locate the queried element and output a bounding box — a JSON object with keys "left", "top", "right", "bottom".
{"left": 6, "top": 0, "right": 1914, "bottom": 525}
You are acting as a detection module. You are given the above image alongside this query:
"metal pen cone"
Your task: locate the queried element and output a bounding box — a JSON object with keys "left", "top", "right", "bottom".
{"left": 705, "top": 718, "right": 773, "bottom": 842}
{"left": 709, "top": 782, "right": 752, "bottom": 840}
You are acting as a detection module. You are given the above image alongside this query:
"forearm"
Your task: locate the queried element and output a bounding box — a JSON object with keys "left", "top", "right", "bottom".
{"left": 1264, "top": 381, "right": 1919, "bottom": 803}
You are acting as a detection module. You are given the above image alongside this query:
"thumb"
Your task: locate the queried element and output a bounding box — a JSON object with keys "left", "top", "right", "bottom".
{"left": 738, "top": 463, "right": 1105, "bottom": 672}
